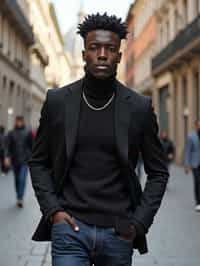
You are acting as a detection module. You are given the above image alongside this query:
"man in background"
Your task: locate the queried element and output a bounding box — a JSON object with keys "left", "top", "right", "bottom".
{"left": 0, "top": 126, "right": 5, "bottom": 175}
{"left": 160, "top": 130, "right": 175, "bottom": 170}
{"left": 185, "top": 120, "right": 200, "bottom": 212}
{"left": 5, "top": 116, "right": 33, "bottom": 208}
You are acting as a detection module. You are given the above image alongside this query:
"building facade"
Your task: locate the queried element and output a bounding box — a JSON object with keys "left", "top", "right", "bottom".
{"left": 125, "top": 0, "right": 157, "bottom": 96}
{"left": 27, "top": 0, "right": 72, "bottom": 128}
{"left": 0, "top": 0, "right": 34, "bottom": 129}
{"left": 63, "top": 6, "right": 85, "bottom": 82}
{"left": 0, "top": 0, "right": 72, "bottom": 130}
{"left": 152, "top": 0, "right": 200, "bottom": 163}
{"left": 123, "top": 4, "right": 135, "bottom": 88}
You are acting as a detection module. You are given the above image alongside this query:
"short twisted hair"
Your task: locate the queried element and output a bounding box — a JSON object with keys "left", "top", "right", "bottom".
{"left": 77, "top": 12, "right": 127, "bottom": 40}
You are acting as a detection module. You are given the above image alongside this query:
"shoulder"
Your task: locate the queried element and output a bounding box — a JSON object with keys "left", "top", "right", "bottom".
{"left": 117, "top": 81, "right": 151, "bottom": 111}
{"left": 47, "top": 79, "right": 83, "bottom": 103}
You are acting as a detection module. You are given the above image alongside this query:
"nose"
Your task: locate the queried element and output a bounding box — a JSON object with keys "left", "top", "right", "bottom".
{"left": 97, "top": 47, "right": 107, "bottom": 60}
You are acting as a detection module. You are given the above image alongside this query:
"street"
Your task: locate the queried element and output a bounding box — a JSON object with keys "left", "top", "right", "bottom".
{"left": 0, "top": 165, "right": 200, "bottom": 266}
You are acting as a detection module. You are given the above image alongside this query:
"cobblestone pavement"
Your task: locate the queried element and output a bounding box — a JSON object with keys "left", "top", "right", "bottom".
{"left": 0, "top": 165, "right": 200, "bottom": 266}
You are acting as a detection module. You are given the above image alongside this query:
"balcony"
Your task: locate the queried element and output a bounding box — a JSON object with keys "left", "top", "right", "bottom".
{"left": 1, "top": 0, "right": 34, "bottom": 45}
{"left": 152, "top": 15, "right": 200, "bottom": 75}
{"left": 31, "top": 37, "right": 49, "bottom": 66}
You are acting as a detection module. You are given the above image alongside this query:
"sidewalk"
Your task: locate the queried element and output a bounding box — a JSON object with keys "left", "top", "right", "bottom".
{"left": 0, "top": 165, "right": 200, "bottom": 266}
{"left": 135, "top": 165, "right": 200, "bottom": 266}
{"left": 0, "top": 171, "right": 50, "bottom": 266}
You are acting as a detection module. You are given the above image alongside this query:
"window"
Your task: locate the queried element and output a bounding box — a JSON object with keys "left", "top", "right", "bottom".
{"left": 175, "top": 9, "right": 180, "bottom": 34}
{"left": 0, "top": 12, "right": 3, "bottom": 48}
{"left": 195, "top": 0, "right": 200, "bottom": 16}
{"left": 3, "top": 75, "right": 7, "bottom": 89}
{"left": 173, "top": 79, "right": 178, "bottom": 142}
{"left": 166, "top": 20, "right": 170, "bottom": 43}
{"left": 182, "top": 76, "right": 188, "bottom": 143}
{"left": 160, "top": 26, "right": 163, "bottom": 49}
{"left": 193, "top": 71, "right": 200, "bottom": 120}
{"left": 183, "top": 0, "right": 188, "bottom": 26}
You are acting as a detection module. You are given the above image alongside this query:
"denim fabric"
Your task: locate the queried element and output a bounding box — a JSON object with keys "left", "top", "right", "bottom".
{"left": 51, "top": 216, "right": 133, "bottom": 266}
{"left": 13, "top": 164, "right": 28, "bottom": 200}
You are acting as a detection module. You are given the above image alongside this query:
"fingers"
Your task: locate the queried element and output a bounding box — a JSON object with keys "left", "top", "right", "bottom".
{"left": 64, "top": 213, "right": 79, "bottom": 232}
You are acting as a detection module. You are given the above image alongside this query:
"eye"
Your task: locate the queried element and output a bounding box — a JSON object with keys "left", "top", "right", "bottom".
{"left": 88, "top": 44, "right": 97, "bottom": 51}
{"left": 109, "top": 46, "right": 117, "bottom": 52}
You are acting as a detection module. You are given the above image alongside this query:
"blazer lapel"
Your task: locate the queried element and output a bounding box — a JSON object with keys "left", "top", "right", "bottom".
{"left": 115, "top": 81, "right": 132, "bottom": 166}
{"left": 64, "top": 80, "right": 83, "bottom": 162}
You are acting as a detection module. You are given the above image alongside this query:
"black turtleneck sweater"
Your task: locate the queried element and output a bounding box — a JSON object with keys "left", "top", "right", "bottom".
{"left": 60, "top": 73, "right": 131, "bottom": 227}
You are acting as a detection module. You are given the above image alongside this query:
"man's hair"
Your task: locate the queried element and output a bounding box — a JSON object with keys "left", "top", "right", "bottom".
{"left": 77, "top": 12, "right": 128, "bottom": 40}
{"left": 16, "top": 115, "right": 24, "bottom": 121}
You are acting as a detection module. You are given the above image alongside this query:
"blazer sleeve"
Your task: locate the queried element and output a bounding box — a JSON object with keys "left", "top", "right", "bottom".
{"left": 29, "top": 91, "right": 63, "bottom": 220}
{"left": 132, "top": 98, "right": 169, "bottom": 233}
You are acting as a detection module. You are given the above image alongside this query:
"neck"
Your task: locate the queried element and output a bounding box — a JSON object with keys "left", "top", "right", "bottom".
{"left": 83, "top": 72, "right": 116, "bottom": 99}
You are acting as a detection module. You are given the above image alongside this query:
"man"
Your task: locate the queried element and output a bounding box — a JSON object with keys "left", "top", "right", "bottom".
{"left": 160, "top": 130, "right": 175, "bottom": 170}
{"left": 0, "top": 126, "right": 5, "bottom": 174}
{"left": 29, "top": 13, "right": 169, "bottom": 266}
{"left": 185, "top": 120, "right": 200, "bottom": 212}
{"left": 5, "top": 116, "right": 33, "bottom": 208}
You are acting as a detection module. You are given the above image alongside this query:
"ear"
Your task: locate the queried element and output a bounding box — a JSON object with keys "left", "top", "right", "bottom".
{"left": 82, "top": 50, "right": 86, "bottom": 62}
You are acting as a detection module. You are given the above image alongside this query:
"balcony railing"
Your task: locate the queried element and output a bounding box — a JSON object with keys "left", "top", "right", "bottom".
{"left": 1, "top": 0, "right": 34, "bottom": 45}
{"left": 32, "top": 37, "right": 49, "bottom": 66}
{"left": 152, "top": 15, "right": 200, "bottom": 74}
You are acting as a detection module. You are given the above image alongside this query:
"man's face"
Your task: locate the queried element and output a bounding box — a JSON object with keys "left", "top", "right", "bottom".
{"left": 196, "top": 121, "right": 200, "bottom": 131}
{"left": 82, "top": 30, "right": 121, "bottom": 79}
{"left": 15, "top": 119, "right": 24, "bottom": 128}
{"left": 161, "top": 131, "right": 167, "bottom": 139}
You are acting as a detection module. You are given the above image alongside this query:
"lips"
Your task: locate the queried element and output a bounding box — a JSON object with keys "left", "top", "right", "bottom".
{"left": 95, "top": 65, "right": 109, "bottom": 70}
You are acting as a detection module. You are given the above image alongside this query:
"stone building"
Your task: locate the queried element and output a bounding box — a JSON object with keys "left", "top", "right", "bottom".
{"left": 0, "top": 0, "right": 72, "bottom": 130}
{"left": 27, "top": 0, "right": 72, "bottom": 128}
{"left": 63, "top": 6, "right": 85, "bottom": 81}
{"left": 152, "top": 0, "right": 200, "bottom": 163}
{"left": 0, "top": 0, "right": 34, "bottom": 129}
{"left": 124, "top": 0, "right": 157, "bottom": 96}
{"left": 121, "top": 4, "right": 135, "bottom": 87}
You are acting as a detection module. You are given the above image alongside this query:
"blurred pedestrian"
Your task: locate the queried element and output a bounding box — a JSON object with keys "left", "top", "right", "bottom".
{"left": 0, "top": 125, "right": 5, "bottom": 174}
{"left": 32, "top": 128, "right": 37, "bottom": 140}
{"left": 29, "top": 13, "right": 169, "bottom": 266}
{"left": 4, "top": 116, "right": 33, "bottom": 208}
{"left": 185, "top": 120, "right": 200, "bottom": 212}
{"left": 160, "top": 130, "right": 175, "bottom": 170}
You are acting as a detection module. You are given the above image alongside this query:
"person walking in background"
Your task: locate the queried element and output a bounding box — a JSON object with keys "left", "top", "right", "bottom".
{"left": 29, "top": 13, "right": 169, "bottom": 266}
{"left": 185, "top": 120, "right": 200, "bottom": 212}
{"left": 0, "top": 126, "right": 5, "bottom": 175}
{"left": 4, "top": 116, "right": 33, "bottom": 208}
{"left": 160, "top": 130, "right": 175, "bottom": 170}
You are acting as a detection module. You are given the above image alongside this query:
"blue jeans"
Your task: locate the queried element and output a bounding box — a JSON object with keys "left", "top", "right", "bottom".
{"left": 51, "top": 216, "right": 133, "bottom": 266}
{"left": 13, "top": 164, "right": 28, "bottom": 200}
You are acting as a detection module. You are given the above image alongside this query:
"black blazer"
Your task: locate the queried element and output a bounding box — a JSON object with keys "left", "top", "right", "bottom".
{"left": 29, "top": 79, "right": 169, "bottom": 254}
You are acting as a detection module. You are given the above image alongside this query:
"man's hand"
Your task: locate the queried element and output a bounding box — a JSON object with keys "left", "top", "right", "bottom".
{"left": 115, "top": 223, "right": 137, "bottom": 241}
{"left": 185, "top": 166, "right": 191, "bottom": 174}
{"left": 51, "top": 211, "right": 79, "bottom": 231}
{"left": 121, "top": 224, "right": 137, "bottom": 241}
